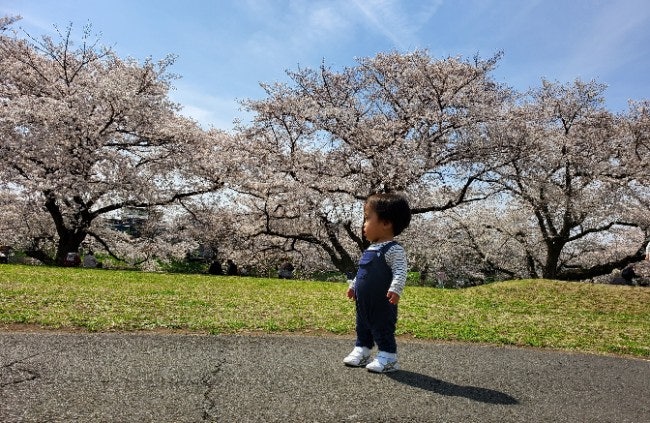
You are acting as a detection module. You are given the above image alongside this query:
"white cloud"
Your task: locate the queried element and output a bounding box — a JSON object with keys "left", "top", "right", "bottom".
{"left": 169, "top": 85, "right": 251, "bottom": 132}
{"left": 236, "top": 1, "right": 358, "bottom": 74}
{"left": 350, "top": 0, "right": 443, "bottom": 49}
{"left": 306, "top": 5, "right": 351, "bottom": 40}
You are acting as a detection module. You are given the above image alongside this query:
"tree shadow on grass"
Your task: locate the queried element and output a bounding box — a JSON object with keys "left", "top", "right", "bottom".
{"left": 386, "top": 370, "right": 519, "bottom": 405}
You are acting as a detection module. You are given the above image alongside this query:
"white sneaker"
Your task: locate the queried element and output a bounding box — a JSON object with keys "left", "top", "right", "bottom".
{"left": 343, "top": 346, "right": 371, "bottom": 367}
{"left": 366, "top": 351, "right": 399, "bottom": 373}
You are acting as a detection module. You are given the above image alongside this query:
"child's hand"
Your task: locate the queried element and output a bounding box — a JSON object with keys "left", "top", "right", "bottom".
{"left": 346, "top": 288, "right": 356, "bottom": 300}
{"left": 387, "top": 291, "right": 400, "bottom": 305}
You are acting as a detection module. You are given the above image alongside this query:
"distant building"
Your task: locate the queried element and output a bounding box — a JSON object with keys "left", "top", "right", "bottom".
{"left": 186, "top": 244, "right": 215, "bottom": 263}
{"left": 105, "top": 208, "right": 148, "bottom": 238}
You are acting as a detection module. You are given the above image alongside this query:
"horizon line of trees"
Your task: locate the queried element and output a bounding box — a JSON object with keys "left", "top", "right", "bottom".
{"left": 1, "top": 16, "right": 648, "bottom": 284}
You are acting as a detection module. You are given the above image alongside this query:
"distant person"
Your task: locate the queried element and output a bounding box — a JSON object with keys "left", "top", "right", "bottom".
{"left": 343, "top": 193, "right": 411, "bottom": 373}
{"left": 208, "top": 260, "right": 223, "bottom": 275}
{"left": 621, "top": 265, "right": 636, "bottom": 285}
{"left": 63, "top": 252, "right": 81, "bottom": 267}
{"left": 226, "top": 259, "right": 238, "bottom": 276}
{"left": 82, "top": 251, "right": 98, "bottom": 268}
{"left": 646, "top": 242, "right": 650, "bottom": 261}
{"left": 278, "top": 261, "right": 294, "bottom": 279}
{"left": 612, "top": 265, "right": 635, "bottom": 286}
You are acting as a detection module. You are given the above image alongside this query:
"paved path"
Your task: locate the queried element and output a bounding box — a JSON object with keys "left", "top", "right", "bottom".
{"left": 1, "top": 332, "right": 648, "bottom": 422}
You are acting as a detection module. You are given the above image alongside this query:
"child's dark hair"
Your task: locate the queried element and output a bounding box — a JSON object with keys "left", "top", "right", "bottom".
{"left": 365, "top": 193, "right": 412, "bottom": 236}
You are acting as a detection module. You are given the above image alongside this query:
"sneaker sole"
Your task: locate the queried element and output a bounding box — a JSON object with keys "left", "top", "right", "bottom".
{"left": 367, "top": 364, "right": 399, "bottom": 373}
{"left": 343, "top": 357, "right": 371, "bottom": 367}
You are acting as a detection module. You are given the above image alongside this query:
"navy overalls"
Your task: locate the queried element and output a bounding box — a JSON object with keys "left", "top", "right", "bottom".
{"left": 354, "top": 241, "right": 398, "bottom": 354}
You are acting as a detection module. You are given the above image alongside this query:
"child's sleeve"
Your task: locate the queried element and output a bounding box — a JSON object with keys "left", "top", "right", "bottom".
{"left": 385, "top": 244, "right": 408, "bottom": 296}
{"left": 348, "top": 277, "right": 356, "bottom": 291}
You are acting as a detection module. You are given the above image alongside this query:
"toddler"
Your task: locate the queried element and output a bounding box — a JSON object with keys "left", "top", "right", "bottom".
{"left": 344, "top": 193, "right": 411, "bottom": 373}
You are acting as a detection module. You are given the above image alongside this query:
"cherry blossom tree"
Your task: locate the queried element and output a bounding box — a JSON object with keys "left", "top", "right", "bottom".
{"left": 226, "top": 53, "right": 648, "bottom": 281}
{"left": 619, "top": 100, "right": 650, "bottom": 224}
{"left": 229, "top": 51, "right": 509, "bottom": 273}
{"left": 470, "top": 80, "right": 648, "bottom": 280}
{"left": 0, "top": 19, "right": 226, "bottom": 265}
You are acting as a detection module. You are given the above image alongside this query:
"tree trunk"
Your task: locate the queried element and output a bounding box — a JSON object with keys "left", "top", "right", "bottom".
{"left": 55, "top": 231, "right": 88, "bottom": 266}
{"left": 558, "top": 250, "right": 646, "bottom": 281}
{"left": 542, "top": 241, "right": 564, "bottom": 279}
{"left": 43, "top": 192, "right": 90, "bottom": 266}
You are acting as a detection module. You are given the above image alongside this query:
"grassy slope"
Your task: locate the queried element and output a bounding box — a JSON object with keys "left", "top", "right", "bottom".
{"left": 1, "top": 264, "right": 648, "bottom": 357}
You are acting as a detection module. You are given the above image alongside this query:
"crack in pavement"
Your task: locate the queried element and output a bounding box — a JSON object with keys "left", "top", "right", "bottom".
{"left": 0, "top": 353, "right": 41, "bottom": 388}
{"left": 201, "top": 358, "right": 226, "bottom": 421}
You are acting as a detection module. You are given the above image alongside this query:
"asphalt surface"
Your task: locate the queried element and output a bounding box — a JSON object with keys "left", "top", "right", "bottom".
{"left": 1, "top": 332, "right": 648, "bottom": 422}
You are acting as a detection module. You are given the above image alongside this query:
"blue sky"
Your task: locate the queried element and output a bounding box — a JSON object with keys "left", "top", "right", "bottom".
{"left": 3, "top": 0, "right": 650, "bottom": 131}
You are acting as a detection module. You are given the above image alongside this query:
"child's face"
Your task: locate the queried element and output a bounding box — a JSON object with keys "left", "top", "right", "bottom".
{"left": 363, "top": 204, "right": 394, "bottom": 243}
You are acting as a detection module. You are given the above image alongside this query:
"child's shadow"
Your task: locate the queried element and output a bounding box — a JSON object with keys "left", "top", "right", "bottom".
{"left": 386, "top": 370, "right": 519, "bottom": 405}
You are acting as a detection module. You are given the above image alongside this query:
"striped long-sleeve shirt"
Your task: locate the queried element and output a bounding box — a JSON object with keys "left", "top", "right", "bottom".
{"left": 349, "top": 241, "right": 408, "bottom": 296}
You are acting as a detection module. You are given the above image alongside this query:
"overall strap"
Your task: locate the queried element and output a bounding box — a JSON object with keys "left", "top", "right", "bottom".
{"left": 379, "top": 241, "right": 398, "bottom": 254}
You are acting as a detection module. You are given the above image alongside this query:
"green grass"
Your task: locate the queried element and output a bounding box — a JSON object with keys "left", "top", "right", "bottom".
{"left": 1, "top": 264, "right": 649, "bottom": 358}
